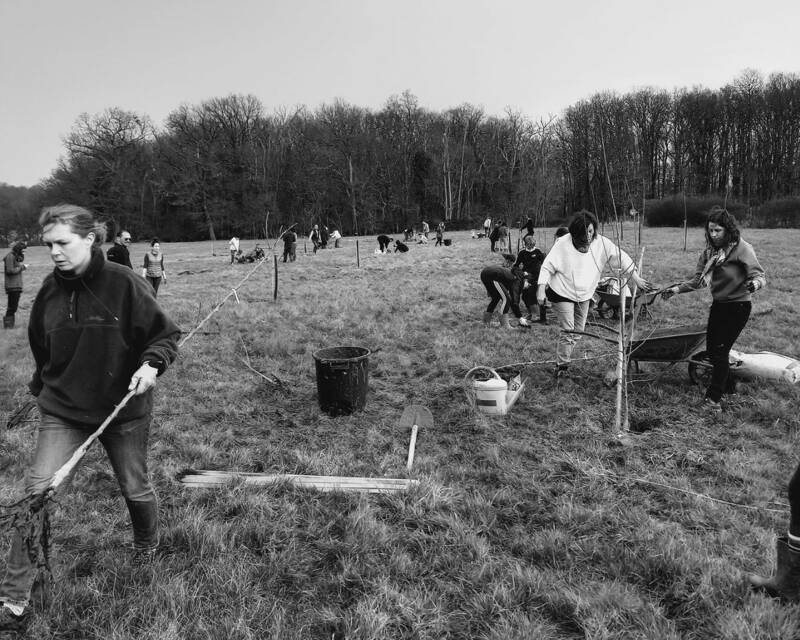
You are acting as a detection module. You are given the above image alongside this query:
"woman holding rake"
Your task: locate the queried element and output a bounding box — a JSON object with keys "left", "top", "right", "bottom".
{"left": 0, "top": 205, "right": 180, "bottom": 632}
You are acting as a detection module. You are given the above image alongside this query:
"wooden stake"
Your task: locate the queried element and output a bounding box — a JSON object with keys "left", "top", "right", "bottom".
{"left": 356, "top": 239, "right": 360, "bottom": 267}
{"left": 273, "top": 254, "right": 278, "bottom": 300}
{"left": 178, "top": 470, "right": 418, "bottom": 494}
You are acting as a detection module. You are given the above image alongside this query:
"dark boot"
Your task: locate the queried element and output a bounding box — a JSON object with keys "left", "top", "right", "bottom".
{"left": 125, "top": 498, "right": 159, "bottom": 551}
{"left": 0, "top": 605, "right": 30, "bottom": 633}
{"left": 538, "top": 305, "right": 547, "bottom": 325}
{"left": 749, "top": 536, "right": 800, "bottom": 602}
{"left": 3, "top": 315, "right": 13, "bottom": 329}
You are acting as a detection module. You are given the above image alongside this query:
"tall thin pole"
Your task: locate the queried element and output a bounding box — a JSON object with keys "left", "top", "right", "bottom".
{"left": 356, "top": 239, "right": 360, "bottom": 268}
{"left": 272, "top": 255, "right": 278, "bottom": 300}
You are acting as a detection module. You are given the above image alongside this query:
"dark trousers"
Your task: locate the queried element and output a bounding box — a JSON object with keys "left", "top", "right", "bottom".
{"left": 789, "top": 461, "right": 800, "bottom": 536}
{"left": 481, "top": 273, "right": 512, "bottom": 314}
{"left": 146, "top": 276, "right": 161, "bottom": 296}
{"left": 705, "top": 300, "right": 751, "bottom": 402}
{"left": 5, "top": 290, "right": 21, "bottom": 316}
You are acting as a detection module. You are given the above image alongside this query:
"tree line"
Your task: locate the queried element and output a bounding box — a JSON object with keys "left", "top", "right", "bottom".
{"left": 1, "top": 69, "right": 799, "bottom": 245}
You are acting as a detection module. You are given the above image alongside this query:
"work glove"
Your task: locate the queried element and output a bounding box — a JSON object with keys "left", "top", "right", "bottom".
{"left": 745, "top": 280, "right": 760, "bottom": 293}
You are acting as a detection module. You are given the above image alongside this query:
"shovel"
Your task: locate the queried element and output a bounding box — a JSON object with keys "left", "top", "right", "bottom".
{"left": 399, "top": 405, "right": 433, "bottom": 472}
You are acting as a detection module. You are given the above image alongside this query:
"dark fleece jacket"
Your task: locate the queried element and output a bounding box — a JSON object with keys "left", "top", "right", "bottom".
{"left": 28, "top": 246, "right": 180, "bottom": 426}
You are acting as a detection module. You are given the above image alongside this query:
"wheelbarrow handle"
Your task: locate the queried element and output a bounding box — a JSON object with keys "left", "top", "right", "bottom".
{"left": 563, "top": 329, "right": 619, "bottom": 345}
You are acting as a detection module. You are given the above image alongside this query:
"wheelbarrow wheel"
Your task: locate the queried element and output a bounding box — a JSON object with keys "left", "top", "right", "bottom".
{"left": 597, "top": 304, "right": 614, "bottom": 320}
{"left": 688, "top": 350, "right": 712, "bottom": 388}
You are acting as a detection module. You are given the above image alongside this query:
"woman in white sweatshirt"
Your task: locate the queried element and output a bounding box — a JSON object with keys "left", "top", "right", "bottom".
{"left": 537, "top": 210, "right": 648, "bottom": 377}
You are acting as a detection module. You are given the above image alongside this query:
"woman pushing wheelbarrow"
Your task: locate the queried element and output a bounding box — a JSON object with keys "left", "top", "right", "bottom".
{"left": 661, "top": 206, "right": 765, "bottom": 415}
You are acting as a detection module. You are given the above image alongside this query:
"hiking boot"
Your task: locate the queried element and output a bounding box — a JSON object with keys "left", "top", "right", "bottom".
{"left": 750, "top": 537, "right": 800, "bottom": 602}
{"left": 0, "top": 604, "right": 29, "bottom": 634}
{"left": 696, "top": 398, "right": 722, "bottom": 415}
{"left": 2, "top": 315, "right": 13, "bottom": 330}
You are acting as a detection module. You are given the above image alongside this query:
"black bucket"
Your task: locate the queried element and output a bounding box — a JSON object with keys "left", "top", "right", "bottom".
{"left": 312, "top": 346, "right": 370, "bottom": 416}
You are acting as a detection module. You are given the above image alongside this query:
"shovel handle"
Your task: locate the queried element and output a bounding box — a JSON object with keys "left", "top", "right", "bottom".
{"left": 406, "top": 424, "right": 418, "bottom": 471}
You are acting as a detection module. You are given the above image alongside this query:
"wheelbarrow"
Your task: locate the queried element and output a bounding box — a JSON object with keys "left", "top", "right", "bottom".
{"left": 593, "top": 287, "right": 661, "bottom": 321}
{"left": 575, "top": 323, "right": 708, "bottom": 379}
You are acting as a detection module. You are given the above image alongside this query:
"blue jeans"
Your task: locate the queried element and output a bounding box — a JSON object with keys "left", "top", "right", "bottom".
{"left": 551, "top": 299, "right": 591, "bottom": 366}
{"left": 0, "top": 412, "right": 157, "bottom": 610}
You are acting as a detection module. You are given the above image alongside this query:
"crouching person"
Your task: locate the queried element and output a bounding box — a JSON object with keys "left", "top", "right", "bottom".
{"left": 749, "top": 461, "right": 800, "bottom": 601}
{"left": 0, "top": 204, "right": 180, "bottom": 632}
{"left": 480, "top": 265, "right": 531, "bottom": 328}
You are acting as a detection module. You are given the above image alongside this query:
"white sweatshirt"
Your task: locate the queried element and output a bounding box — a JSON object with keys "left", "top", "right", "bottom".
{"left": 538, "top": 234, "right": 636, "bottom": 302}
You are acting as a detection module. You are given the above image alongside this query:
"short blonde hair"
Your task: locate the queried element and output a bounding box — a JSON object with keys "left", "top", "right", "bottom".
{"left": 39, "top": 204, "right": 107, "bottom": 245}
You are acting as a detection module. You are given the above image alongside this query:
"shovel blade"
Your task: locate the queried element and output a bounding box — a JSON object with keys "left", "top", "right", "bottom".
{"left": 399, "top": 405, "right": 433, "bottom": 431}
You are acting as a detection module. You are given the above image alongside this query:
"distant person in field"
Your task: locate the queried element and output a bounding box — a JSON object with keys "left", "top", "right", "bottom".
{"left": 537, "top": 210, "right": 649, "bottom": 378}
{"left": 228, "top": 237, "right": 239, "bottom": 264}
{"left": 421, "top": 221, "right": 430, "bottom": 239}
{"left": 107, "top": 230, "right": 133, "bottom": 268}
{"left": 141, "top": 238, "right": 166, "bottom": 297}
{"left": 309, "top": 225, "right": 321, "bottom": 254}
{"left": 480, "top": 264, "right": 531, "bottom": 329}
{"left": 749, "top": 460, "right": 800, "bottom": 602}
{"left": 320, "top": 225, "right": 330, "bottom": 249}
{"left": 497, "top": 220, "right": 510, "bottom": 252}
{"left": 483, "top": 217, "right": 492, "bottom": 238}
{"left": 0, "top": 205, "right": 179, "bottom": 632}
{"left": 513, "top": 236, "right": 546, "bottom": 323}
{"left": 404, "top": 227, "right": 414, "bottom": 241}
{"left": 661, "top": 206, "right": 765, "bottom": 414}
{"left": 329, "top": 228, "right": 342, "bottom": 248}
{"left": 489, "top": 223, "right": 500, "bottom": 252}
{"left": 377, "top": 234, "right": 392, "bottom": 253}
{"left": 3, "top": 241, "right": 28, "bottom": 330}
{"left": 394, "top": 239, "right": 409, "bottom": 253}
{"left": 283, "top": 228, "right": 297, "bottom": 262}
{"left": 522, "top": 216, "right": 534, "bottom": 241}
{"left": 435, "top": 222, "right": 445, "bottom": 247}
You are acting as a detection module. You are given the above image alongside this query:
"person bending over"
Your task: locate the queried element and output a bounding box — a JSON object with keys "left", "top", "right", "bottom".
{"left": 480, "top": 265, "right": 531, "bottom": 328}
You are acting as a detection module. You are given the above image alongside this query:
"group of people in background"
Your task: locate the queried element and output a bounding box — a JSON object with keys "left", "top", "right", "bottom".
{"left": 3, "top": 230, "right": 168, "bottom": 331}
{"left": 107, "top": 230, "right": 166, "bottom": 297}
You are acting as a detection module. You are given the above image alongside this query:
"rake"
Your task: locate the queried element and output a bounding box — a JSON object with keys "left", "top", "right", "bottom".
{"left": 0, "top": 389, "right": 136, "bottom": 603}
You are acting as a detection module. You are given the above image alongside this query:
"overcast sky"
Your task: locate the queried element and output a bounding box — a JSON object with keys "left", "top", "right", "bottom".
{"left": 1, "top": 0, "right": 797, "bottom": 187}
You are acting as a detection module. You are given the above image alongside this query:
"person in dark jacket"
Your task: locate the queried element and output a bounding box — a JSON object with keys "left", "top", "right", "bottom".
{"left": 283, "top": 228, "right": 297, "bottom": 262}
{"left": 107, "top": 230, "right": 133, "bottom": 268}
{"left": 394, "top": 239, "right": 409, "bottom": 253}
{"left": 522, "top": 216, "right": 534, "bottom": 241}
{"left": 3, "top": 241, "right": 27, "bottom": 329}
{"left": 512, "top": 236, "right": 546, "bottom": 323}
{"left": 377, "top": 234, "right": 393, "bottom": 253}
{"left": 0, "top": 205, "right": 179, "bottom": 630}
{"left": 480, "top": 265, "right": 531, "bottom": 328}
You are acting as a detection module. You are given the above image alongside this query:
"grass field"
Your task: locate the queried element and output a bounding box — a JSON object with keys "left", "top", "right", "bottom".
{"left": 2, "top": 225, "right": 800, "bottom": 639}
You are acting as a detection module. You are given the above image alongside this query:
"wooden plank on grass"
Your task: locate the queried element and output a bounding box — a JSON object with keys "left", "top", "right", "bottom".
{"left": 177, "top": 470, "right": 418, "bottom": 493}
